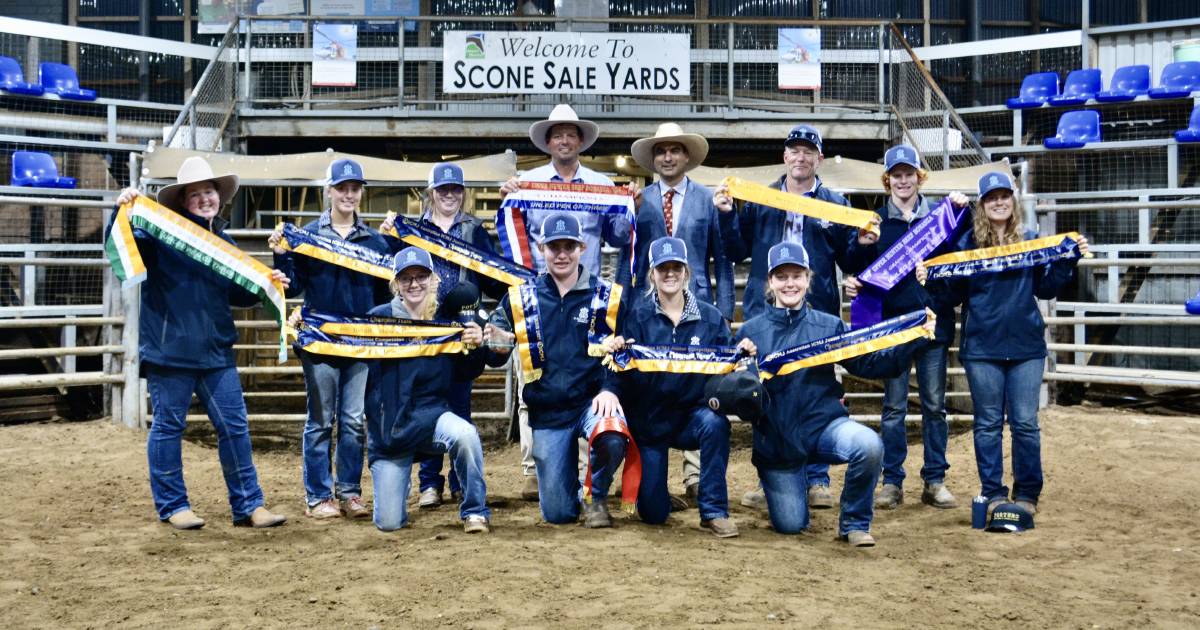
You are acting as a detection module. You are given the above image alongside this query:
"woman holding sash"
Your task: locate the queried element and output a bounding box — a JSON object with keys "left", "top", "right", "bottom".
{"left": 917, "top": 172, "right": 1087, "bottom": 516}
{"left": 366, "top": 246, "right": 491, "bottom": 533}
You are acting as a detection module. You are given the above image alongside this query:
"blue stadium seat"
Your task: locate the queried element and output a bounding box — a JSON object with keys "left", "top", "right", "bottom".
{"left": 1044, "top": 110, "right": 1100, "bottom": 149}
{"left": 38, "top": 62, "right": 96, "bottom": 101}
{"left": 0, "top": 56, "right": 44, "bottom": 96}
{"left": 1147, "top": 61, "right": 1200, "bottom": 99}
{"left": 1006, "top": 72, "right": 1059, "bottom": 109}
{"left": 11, "top": 151, "right": 77, "bottom": 188}
{"left": 1095, "top": 64, "right": 1150, "bottom": 102}
{"left": 1048, "top": 69, "right": 1101, "bottom": 106}
{"left": 1175, "top": 106, "right": 1200, "bottom": 143}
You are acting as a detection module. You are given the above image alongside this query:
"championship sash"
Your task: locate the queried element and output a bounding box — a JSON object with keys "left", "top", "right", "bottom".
{"left": 850, "top": 198, "right": 966, "bottom": 328}
{"left": 295, "top": 308, "right": 467, "bottom": 359}
{"left": 105, "top": 196, "right": 288, "bottom": 362}
{"left": 758, "top": 310, "right": 933, "bottom": 381}
{"left": 721, "top": 176, "right": 881, "bottom": 236}
{"left": 382, "top": 213, "right": 536, "bottom": 287}
{"left": 508, "top": 283, "right": 546, "bottom": 383}
{"left": 586, "top": 281, "right": 623, "bottom": 357}
{"left": 497, "top": 181, "right": 637, "bottom": 275}
{"left": 277, "top": 222, "right": 394, "bottom": 280}
{"left": 582, "top": 415, "right": 641, "bottom": 513}
{"left": 922, "top": 232, "right": 1088, "bottom": 281}
{"left": 605, "top": 344, "right": 742, "bottom": 375}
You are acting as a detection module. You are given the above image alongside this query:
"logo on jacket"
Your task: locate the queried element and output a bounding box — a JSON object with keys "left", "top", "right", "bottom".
{"left": 819, "top": 218, "right": 831, "bottom": 229}
{"left": 689, "top": 335, "right": 700, "bottom": 346}
{"left": 575, "top": 307, "right": 589, "bottom": 324}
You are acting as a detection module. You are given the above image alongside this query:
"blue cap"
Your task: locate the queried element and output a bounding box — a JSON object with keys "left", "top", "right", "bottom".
{"left": 784, "top": 124, "right": 823, "bottom": 153}
{"left": 539, "top": 212, "right": 585, "bottom": 244}
{"left": 393, "top": 246, "right": 433, "bottom": 275}
{"left": 884, "top": 144, "right": 921, "bottom": 172}
{"left": 767, "top": 242, "right": 810, "bottom": 274}
{"left": 978, "top": 171, "right": 1014, "bottom": 199}
{"left": 328, "top": 158, "right": 366, "bottom": 186}
{"left": 986, "top": 502, "right": 1035, "bottom": 532}
{"left": 429, "top": 162, "right": 464, "bottom": 189}
{"left": 649, "top": 236, "right": 688, "bottom": 268}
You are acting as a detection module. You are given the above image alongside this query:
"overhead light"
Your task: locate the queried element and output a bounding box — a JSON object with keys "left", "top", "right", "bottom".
{"left": 615, "top": 155, "right": 628, "bottom": 168}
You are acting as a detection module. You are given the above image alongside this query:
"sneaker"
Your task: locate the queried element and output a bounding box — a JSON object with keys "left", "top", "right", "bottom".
{"left": 669, "top": 494, "right": 689, "bottom": 512}
{"left": 463, "top": 515, "right": 490, "bottom": 534}
{"left": 921, "top": 483, "right": 958, "bottom": 509}
{"left": 419, "top": 487, "right": 442, "bottom": 509}
{"left": 341, "top": 495, "right": 370, "bottom": 519}
{"left": 701, "top": 517, "right": 740, "bottom": 539}
{"left": 875, "top": 483, "right": 903, "bottom": 510}
{"left": 843, "top": 530, "right": 876, "bottom": 547}
{"left": 740, "top": 489, "right": 768, "bottom": 511}
{"left": 581, "top": 500, "right": 613, "bottom": 528}
{"left": 166, "top": 509, "right": 205, "bottom": 530}
{"left": 521, "top": 475, "right": 539, "bottom": 501}
{"left": 305, "top": 499, "right": 342, "bottom": 520}
{"left": 807, "top": 484, "right": 834, "bottom": 510}
{"left": 235, "top": 506, "right": 287, "bottom": 528}
{"left": 1014, "top": 499, "right": 1038, "bottom": 515}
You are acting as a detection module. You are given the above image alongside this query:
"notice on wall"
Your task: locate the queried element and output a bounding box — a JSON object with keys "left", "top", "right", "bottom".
{"left": 312, "top": 23, "right": 358, "bottom": 87}
{"left": 198, "top": 0, "right": 306, "bottom": 34}
{"left": 310, "top": 0, "right": 420, "bottom": 32}
{"left": 778, "top": 28, "right": 822, "bottom": 91}
{"left": 442, "top": 31, "right": 690, "bottom": 96}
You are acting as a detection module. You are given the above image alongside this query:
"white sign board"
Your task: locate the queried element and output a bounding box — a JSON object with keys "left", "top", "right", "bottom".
{"left": 442, "top": 31, "right": 690, "bottom": 96}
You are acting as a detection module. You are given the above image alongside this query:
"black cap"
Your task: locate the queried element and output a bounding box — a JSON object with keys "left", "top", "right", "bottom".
{"left": 704, "top": 369, "right": 767, "bottom": 427}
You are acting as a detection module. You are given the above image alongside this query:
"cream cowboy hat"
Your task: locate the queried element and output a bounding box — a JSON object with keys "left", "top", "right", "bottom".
{"left": 156, "top": 156, "right": 239, "bottom": 211}
{"left": 529, "top": 104, "right": 599, "bottom": 155}
{"left": 630, "top": 123, "right": 709, "bottom": 174}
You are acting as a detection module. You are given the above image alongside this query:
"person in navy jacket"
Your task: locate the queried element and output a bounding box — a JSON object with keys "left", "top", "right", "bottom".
{"left": 112, "top": 157, "right": 287, "bottom": 530}
{"left": 737, "top": 242, "right": 933, "bottom": 546}
{"left": 842, "top": 145, "right": 971, "bottom": 512}
{"left": 366, "top": 247, "right": 491, "bottom": 534}
{"left": 268, "top": 158, "right": 391, "bottom": 521}
{"left": 483, "top": 213, "right": 630, "bottom": 528}
{"left": 608, "top": 237, "right": 748, "bottom": 538}
{"left": 918, "top": 171, "right": 1087, "bottom": 517}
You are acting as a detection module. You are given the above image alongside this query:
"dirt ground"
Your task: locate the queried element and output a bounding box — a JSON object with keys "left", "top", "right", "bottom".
{"left": 2, "top": 404, "right": 1199, "bottom": 629}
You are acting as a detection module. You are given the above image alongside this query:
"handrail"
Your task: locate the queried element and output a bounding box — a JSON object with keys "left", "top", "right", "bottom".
{"left": 164, "top": 21, "right": 237, "bottom": 149}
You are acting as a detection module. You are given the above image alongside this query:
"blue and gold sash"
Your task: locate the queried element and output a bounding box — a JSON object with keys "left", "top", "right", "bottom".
{"left": 509, "top": 283, "right": 546, "bottom": 382}
{"left": 758, "top": 310, "right": 933, "bottom": 381}
{"left": 586, "top": 281, "right": 623, "bottom": 357}
{"left": 605, "top": 344, "right": 742, "bottom": 374}
{"left": 295, "top": 308, "right": 467, "bottom": 359}
{"left": 383, "top": 214, "right": 536, "bottom": 287}
{"left": 923, "top": 232, "right": 1088, "bottom": 281}
{"left": 278, "top": 222, "right": 394, "bottom": 280}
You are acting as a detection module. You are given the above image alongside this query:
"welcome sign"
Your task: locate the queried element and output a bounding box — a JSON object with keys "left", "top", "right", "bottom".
{"left": 442, "top": 31, "right": 690, "bottom": 96}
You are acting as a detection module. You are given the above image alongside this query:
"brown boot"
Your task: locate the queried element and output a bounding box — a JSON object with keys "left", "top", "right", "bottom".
{"left": 235, "top": 506, "right": 287, "bottom": 528}
{"left": 521, "top": 475, "right": 539, "bottom": 501}
{"left": 701, "top": 517, "right": 740, "bottom": 539}
{"left": 166, "top": 509, "right": 205, "bottom": 530}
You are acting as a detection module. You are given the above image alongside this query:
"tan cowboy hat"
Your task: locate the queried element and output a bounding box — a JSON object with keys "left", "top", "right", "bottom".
{"left": 529, "top": 104, "right": 600, "bottom": 155}
{"left": 630, "top": 123, "right": 709, "bottom": 173}
{"left": 155, "top": 156, "right": 240, "bottom": 211}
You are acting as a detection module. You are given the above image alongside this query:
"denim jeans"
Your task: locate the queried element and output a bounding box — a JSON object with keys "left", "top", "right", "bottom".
{"left": 637, "top": 407, "right": 730, "bottom": 524}
{"left": 300, "top": 352, "right": 368, "bottom": 505}
{"left": 880, "top": 341, "right": 949, "bottom": 488}
{"left": 417, "top": 380, "right": 472, "bottom": 495}
{"left": 531, "top": 407, "right": 628, "bottom": 524}
{"left": 370, "top": 411, "right": 490, "bottom": 531}
{"left": 759, "top": 417, "right": 883, "bottom": 536}
{"left": 146, "top": 365, "right": 265, "bottom": 522}
{"left": 963, "top": 358, "right": 1045, "bottom": 504}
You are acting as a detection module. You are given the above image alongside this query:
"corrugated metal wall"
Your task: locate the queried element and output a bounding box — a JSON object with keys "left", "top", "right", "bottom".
{"left": 1096, "top": 25, "right": 1200, "bottom": 87}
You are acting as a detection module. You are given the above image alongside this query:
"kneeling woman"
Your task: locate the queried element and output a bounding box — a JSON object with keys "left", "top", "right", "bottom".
{"left": 737, "top": 243, "right": 932, "bottom": 546}
{"left": 608, "top": 237, "right": 745, "bottom": 538}
{"left": 366, "top": 247, "right": 491, "bottom": 533}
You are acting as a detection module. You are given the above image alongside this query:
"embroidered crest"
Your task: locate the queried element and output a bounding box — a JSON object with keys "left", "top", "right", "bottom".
{"left": 575, "top": 306, "right": 590, "bottom": 324}
{"left": 443, "top": 168, "right": 453, "bottom": 179}
{"left": 342, "top": 163, "right": 354, "bottom": 176}
{"left": 780, "top": 247, "right": 791, "bottom": 260}
{"left": 689, "top": 335, "right": 701, "bottom": 346}
{"left": 555, "top": 219, "right": 566, "bottom": 232}
{"left": 406, "top": 251, "right": 417, "bottom": 262}
{"left": 663, "top": 243, "right": 674, "bottom": 255}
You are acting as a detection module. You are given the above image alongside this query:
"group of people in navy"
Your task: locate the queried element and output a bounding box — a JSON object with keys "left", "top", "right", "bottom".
{"left": 113, "top": 103, "right": 1087, "bottom": 546}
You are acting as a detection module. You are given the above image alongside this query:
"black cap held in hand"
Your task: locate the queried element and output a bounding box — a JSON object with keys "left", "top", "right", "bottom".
{"left": 437, "top": 281, "right": 481, "bottom": 324}
{"left": 704, "top": 370, "right": 767, "bottom": 427}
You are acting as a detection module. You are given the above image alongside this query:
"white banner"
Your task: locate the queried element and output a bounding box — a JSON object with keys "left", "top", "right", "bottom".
{"left": 442, "top": 31, "right": 690, "bottom": 96}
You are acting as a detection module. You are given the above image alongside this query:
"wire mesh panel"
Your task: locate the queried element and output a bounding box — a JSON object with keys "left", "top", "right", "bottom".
{"left": 165, "top": 25, "right": 238, "bottom": 152}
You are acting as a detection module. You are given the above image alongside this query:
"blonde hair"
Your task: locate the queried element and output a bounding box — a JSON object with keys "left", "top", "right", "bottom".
{"left": 388, "top": 271, "right": 442, "bottom": 320}
{"left": 421, "top": 184, "right": 465, "bottom": 218}
{"left": 973, "top": 189, "right": 1024, "bottom": 248}
{"left": 643, "top": 263, "right": 693, "bottom": 299}
{"left": 880, "top": 167, "right": 929, "bottom": 193}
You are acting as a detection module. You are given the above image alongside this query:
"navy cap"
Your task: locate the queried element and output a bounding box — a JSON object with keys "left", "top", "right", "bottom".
{"left": 429, "top": 162, "right": 464, "bottom": 189}
{"left": 649, "top": 236, "right": 688, "bottom": 268}
{"left": 784, "top": 124, "right": 823, "bottom": 153}
{"left": 393, "top": 246, "right": 433, "bottom": 275}
{"left": 767, "top": 242, "right": 810, "bottom": 274}
{"left": 705, "top": 369, "right": 767, "bottom": 427}
{"left": 986, "top": 502, "right": 1035, "bottom": 533}
{"left": 884, "top": 144, "right": 921, "bottom": 172}
{"left": 328, "top": 158, "right": 366, "bottom": 186}
{"left": 539, "top": 212, "right": 585, "bottom": 244}
{"left": 978, "top": 171, "right": 1015, "bottom": 199}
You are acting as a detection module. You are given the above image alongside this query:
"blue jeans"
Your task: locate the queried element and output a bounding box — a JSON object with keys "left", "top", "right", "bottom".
{"left": 759, "top": 417, "right": 882, "bottom": 536}
{"left": 880, "top": 341, "right": 949, "bottom": 488}
{"left": 638, "top": 407, "right": 730, "bottom": 524}
{"left": 532, "top": 407, "right": 628, "bottom": 524}
{"left": 146, "top": 365, "right": 264, "bottom": 522}
{"left": 963, "top": 358, "right": 1045, "bottom": 504}
{"left": 418, "top": 380, "right": 472, "bottom": 495}
{"left": 300, "top": 353, "right": 368, "bottom": 505}
{"left": 370, "top": 411, "right": 490, "bottom": 531}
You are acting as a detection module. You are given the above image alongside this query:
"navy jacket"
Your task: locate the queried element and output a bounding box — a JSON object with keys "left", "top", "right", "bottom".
{"left": 365, "top": 299, "right": 485, "bottom": 461}
{"left": 383, "top": 211, "right": 507, "bottom": 302}
{"left": 737, "top": 305, "right": 919, "bottom": 470}
{"left": 608, "top": 291, "right": 733, "bottom": 445}
{"left": 721, "top": 175, "right": 862, "bottom": 320}
{"left": 927, "top": 230, "right": 1077, "bottom": 362}
{"left": 273, "top": 210, "right": 392, "bottom": 315}
{"left": 487, "top": 267, "right": 615, "bottom": 430}
{"left": 616, "top": 178, "right": 736, "bottom": 320}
